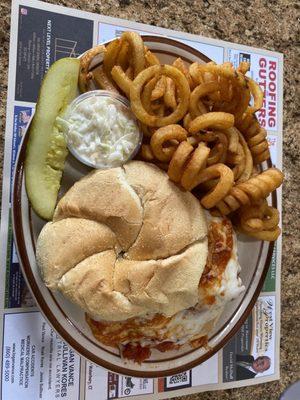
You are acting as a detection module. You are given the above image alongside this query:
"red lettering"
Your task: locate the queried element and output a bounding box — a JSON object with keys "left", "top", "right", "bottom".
{"left": 259, "top": 81, "right": 267, "bottom": 93}
{"left": 269, "top": 106, "right": 276, "bottom": 117}
{"left": 259, "top": 69, "right": 266, "bottom": 80}
{"left": 258, "top": 108, "right": 266, "bottom": 119}
{"left": 270, "top": 93, "right": 276, "bottom": 101}
{"left": 269, "top": 82, "right": 276, "bottom": 92}
{"left": 269, "top": 70, "right": 276, "bottom": 81}
{"left": 268, "top": 118, "right": 276, "bottom": 127}
{"left": 259, "top": 118, "right": 266, "bottom": 127}
{"left": 259, "top": 58, "right": 267, "bottom": 67}
{"left": 259, "top": 83, "right": 267, "bottom": 94}
{"left": 269, "top": 61, "right": 277, "bottom": 70}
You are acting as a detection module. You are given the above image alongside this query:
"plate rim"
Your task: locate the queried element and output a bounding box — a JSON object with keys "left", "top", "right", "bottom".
{"left": 12, "top": 35, "right": 275, "bottom": 377}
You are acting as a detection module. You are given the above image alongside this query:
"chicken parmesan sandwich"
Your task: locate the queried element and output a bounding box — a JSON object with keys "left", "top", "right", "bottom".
{"left": 36, "top": 161, "right": 244, "bottom": 362}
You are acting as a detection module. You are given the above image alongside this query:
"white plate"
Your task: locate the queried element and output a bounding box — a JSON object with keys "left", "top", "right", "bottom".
{"left": 12, "top": 35, "right": 275, "bottom": 377}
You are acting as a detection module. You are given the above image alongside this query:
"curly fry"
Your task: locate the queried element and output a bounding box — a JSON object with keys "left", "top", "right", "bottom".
{"left": 213, "top": 73, "right": 250, "bottom": 123}
{"left": 181, "top": 143, "right": 210, "bottom": 190}
{"left": 239, "top": 202, "right": 265, "bottom": 232}
{"left": 236, "top": 132, "right": 253, "bottom": 183}
{"left": 190, "top": 164, "right": 234, "bottom": 208}
{"left": 236, "top": 113, "right": 270, "bottom": 164}
{"left": 237, "top": 61, "right": 250, "bottom": 75}
{"left": 121, "top": 31, "right": 145, "bottom": 77}
{"left": 188, "top": 112, "right": 234, "bottom": 134}
{"left": 141, "top": 77, "right": 159, "bottom": 114}
{"left": 231, "top": 143, "right": 246, "bottom": 181}
{"left": 238, "top": 201, "right": 281, "bottom": 241}
{"left": 164, "top": 77, "right": 177, "bottom": 110}
{"left": 183, "top": 113, "right": 192, "bottom": 130}
{"left": 239, "top": 201, "right": 279, "bottom": 233}
{"left": 151, "top": 100, "right": 163, "bottom": 111}
{"left": 226, "top": 145, "right": 244, "bottom": 165}
{"left": 201, "top": 71, "right": 220, "bottom": 102}
{"left": 246, "top": 77, "right": 264, "bottom": 113}
{"left": 150, "top": 124, "right": 188, "bottom": 162}
{"left": 187, "top": 136, "right": 199, "bottom": 147}
{"left": 78, "top": 45, "right": 106, "bottom": 92}
{"left": 173, "top": 57, "right": 194, "bottom": 89}
{"left": 189, "top": 82, "right": 217, "bottom": 118}
{"left": 168, "top": 141, "right": 194, "bottom": 183}
{"left": 156, "top": 103, "right": 165, "bottom": 117}
{"left": 145, "top": 49, "right": 160, "bottom": 66}
{"left": 130, "top": 65, "right": 190, "bottom": 127}
{"left": 111, "top": 65, "right": 132, "bottom": 97}
{"left": 218, "top": 75, "right": 233, "bottom": 103}
{"left": 91, "top": 65, "right": 118, "bottom": 93}
{"left": 215, "top": 168, "right": 284, "bottom": 215}
{"left": 191, "top": 63, "right": 250, "bottom": 121}
{"left": 195, "top": 63, "right": 238, "bottom": 81}
{"left": 232, "top": 74, "right": 251, "bottom": 122}
{"left": 189, "top": 62, "right": 203, "bottom": 86}
{"left": 151, "top": 76, "right": 166, "bottom": 101}
{"left": 103, "top": 39, "right": 122, "bottom": 80}
{"left": 207, "top": 132, "right": 229, "bottom": 165}
{"left": 261, "top": 205, "right": 280, "bottom": 230}
{"left": 116, "top": 41, "right": 130, "bottom": 71}
{"left": 125, "top": 65, "right": 134, "bottom": 80}
{"left": 192, "top": 131, "right": 228, "bottom": 166}
{"left": 223, "top": 127, "right": 239, "bottom": 154}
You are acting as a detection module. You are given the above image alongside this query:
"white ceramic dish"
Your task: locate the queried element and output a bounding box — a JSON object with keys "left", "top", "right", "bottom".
{"left": 12, "top": 35, "right": 275, "bottom": 377}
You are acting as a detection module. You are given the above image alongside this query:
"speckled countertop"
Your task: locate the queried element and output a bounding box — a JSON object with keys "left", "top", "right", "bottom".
{"left": 0, "top": 0, "right": 299, "bottom": 399}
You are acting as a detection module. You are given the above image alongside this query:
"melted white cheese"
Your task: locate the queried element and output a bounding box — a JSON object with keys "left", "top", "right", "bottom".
{"left": 132, "top": 216, "right": 245, "bottom": 346}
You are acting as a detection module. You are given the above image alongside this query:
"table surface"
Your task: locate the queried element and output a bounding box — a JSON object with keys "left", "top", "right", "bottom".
{"left": 0, "top": 0, "right": 299, "bottom": 399}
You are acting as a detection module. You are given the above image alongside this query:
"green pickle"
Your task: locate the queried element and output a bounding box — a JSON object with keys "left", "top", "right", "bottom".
{"left": 25, "top": 58, "right": 80, "bottom": 220}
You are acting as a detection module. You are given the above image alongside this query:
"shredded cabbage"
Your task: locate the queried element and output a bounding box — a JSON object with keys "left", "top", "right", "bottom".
{"left": 57, "top": 96, "right": 140, "bottom": 167}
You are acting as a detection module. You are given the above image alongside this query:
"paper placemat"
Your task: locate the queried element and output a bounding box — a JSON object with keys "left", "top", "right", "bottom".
{"left": 0, "top": 1, "right": 283, "bottom": 398}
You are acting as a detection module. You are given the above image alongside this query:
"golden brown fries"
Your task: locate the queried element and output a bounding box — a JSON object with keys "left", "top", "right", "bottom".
{"left": 130, "top": 65, "right": 190, "bottom": 127}
{"left": 181, "top": 143, "right": 210, "bottom": 190}
{"left": 145, "top": 49, "right": 160, "bottom": 66}
{"left": 238, "top": 200, "right": 281, "bottom": 241}
{"left": 83, "top": 31, "right": 283, "bottom": 241}
{"left": 91, "top": 65, "right": 119, "bottom": 93}
{"left": 188, "top": 112, "right": 235, "bottom": 133}
{"left": 151, "top": 76, "right": 166, "bottom": 101}
{"left": 235, "top": 132, "right": 253, "bottom": 183}
{"left": 191, "top": 164, "right": 234, "bottom": 208}
{"left": 103, "top": 39, "right": 122, "bottom": 80}
{"left": 168, "top": 141, "right": 194, "bottom": 183}
{"left": 164, "top": 78, "right": 177, "bottom": 110}
{"left": 111, "top": 65, "right": 132, "bottom": 97}
{"left": 236, "top": 113, "right": 270, "bottom": 164}
{"left": 78, "top": 45, "right": 106, "bottom": 92}
{"left": 173, "top": 57, "right": 195, "bottom": 89}
{"left": 215, "top": 168, "right": 283, "bottom": 215}
{"left": 150, "top": 124, "right": 187, "bottom": 162}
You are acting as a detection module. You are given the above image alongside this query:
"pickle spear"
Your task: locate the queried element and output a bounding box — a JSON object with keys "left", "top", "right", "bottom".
{"left": 25, "top": 58, "right": 80, "bottom": 220}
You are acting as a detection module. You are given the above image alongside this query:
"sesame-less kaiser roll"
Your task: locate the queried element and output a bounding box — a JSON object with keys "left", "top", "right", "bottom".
{"left": 36, "top": 161, "right": 208, "bottom": 321}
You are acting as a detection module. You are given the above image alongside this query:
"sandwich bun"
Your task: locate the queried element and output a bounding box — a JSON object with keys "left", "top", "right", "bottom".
{"left": 36, "top": 161, "right": 208, "bottom": 321}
